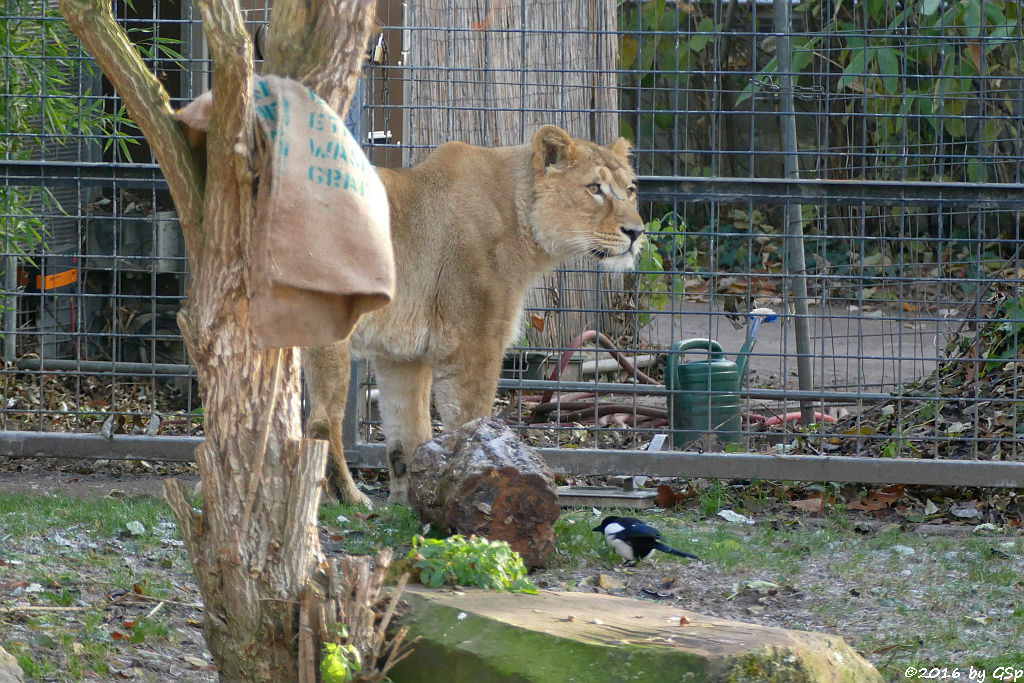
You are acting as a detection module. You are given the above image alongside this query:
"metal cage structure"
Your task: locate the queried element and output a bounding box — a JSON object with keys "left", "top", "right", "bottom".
{"left": 2, "top": 0, "right": 1024, "bottom": 488}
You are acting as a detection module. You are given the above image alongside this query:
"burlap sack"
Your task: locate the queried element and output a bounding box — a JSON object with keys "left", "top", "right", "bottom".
{"left": 176, "top": 75, "right": 394, "bottom": 348}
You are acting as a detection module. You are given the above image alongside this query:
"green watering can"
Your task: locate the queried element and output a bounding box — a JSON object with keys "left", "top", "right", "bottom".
{"left": 667, "top": 309, "right": 778, "bottom": 448}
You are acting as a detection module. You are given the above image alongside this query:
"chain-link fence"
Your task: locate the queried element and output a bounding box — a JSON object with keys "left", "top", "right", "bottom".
{"left": 3, "top": 0, "right": 1023, "bottom": 487}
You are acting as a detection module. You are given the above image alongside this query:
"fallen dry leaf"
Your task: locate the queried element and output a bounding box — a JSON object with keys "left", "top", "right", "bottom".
{"left": 655, "top": 483, "right": 683, "bottom": 508}
{"left": 0, "top": 580, "right": 29, "bottom": 593}
{"left": 655, "top": 484, "right": 697, "bottom": 508}
{"left": 849, "top": 485, "right": 904, "bottom": 512}
{"left": 789, "top": 495, "right": 824, "bottom": 515}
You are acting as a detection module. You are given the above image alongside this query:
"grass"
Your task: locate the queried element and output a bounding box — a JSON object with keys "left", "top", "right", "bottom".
{"left": 319, "top": 499, "right": 426, "bottom": 555}
{"left": 548, "top": 506, "right": 1024, "bottom": 680}
{"left": 0, "top": 492, "right": 195, "bottom": 681}
{"left": 0, "top": 491, "right": 170, "bottom": 539}
{"left": 2, "top": 490, "right": 1023, "bottom": 681}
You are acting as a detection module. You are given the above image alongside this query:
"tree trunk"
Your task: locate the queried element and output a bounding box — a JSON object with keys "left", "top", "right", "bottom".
{"left": 58, "top": 0, "right": 376, "bottom": 679}
{"left": 407, "top": 418, "right": 560, "bottom": 569}
{"left": 404, "top": 0, "right": 629, "bottom": 352}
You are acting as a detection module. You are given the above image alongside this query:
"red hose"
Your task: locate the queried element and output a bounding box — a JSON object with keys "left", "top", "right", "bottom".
{"left": 540, "top": 330, "right": 660, "bottom": 404}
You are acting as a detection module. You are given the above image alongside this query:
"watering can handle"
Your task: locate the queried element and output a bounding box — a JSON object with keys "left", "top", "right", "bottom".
{"left": 671, "top": 338, "right": 725, "bottom": 358}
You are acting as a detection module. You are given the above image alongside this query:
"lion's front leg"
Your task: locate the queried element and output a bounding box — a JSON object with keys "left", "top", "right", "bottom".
{"left": 431, "top": 340, "right": 506, "bottom": 432}
{"left": 373, "top": 357, "right": 433, "bottom": 504}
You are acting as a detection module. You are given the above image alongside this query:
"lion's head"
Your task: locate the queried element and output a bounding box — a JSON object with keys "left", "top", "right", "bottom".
{"left": 528, "top": 125, "right": 644, "bottom": 272}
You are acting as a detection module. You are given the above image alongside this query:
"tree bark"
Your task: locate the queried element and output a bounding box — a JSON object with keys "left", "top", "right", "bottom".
{"left": 58, "top": 0, "right": 376, "bottom": 679}
{"left": 407, "top": 418, "right": 560, "bottom": 569}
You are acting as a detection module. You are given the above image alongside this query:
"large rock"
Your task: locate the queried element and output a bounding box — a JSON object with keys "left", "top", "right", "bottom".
{"left": 0, "top": 647, "right": 24, "bottom": 683}
{"left": 391, "top": 587, "right": 881, "bottom": 682}
{"left": 408, "top": 418, "right": 559, "bottom": 568}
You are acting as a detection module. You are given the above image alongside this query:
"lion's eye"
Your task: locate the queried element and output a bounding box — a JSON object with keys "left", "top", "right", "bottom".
{"left": 626, "top": 186, "right": 637, "bottom": 199}
{"left": 586, "top": 183, "right": 602, "bottom": 195}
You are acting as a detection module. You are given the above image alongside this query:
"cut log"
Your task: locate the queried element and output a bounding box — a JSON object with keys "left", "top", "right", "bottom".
{"left": 407, "top": 418, "right": 559, "bottom": 568}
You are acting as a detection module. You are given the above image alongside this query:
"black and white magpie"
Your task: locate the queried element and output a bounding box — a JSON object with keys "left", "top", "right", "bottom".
{"left": 592, "top": 516, "right": 699, "bottom": 566}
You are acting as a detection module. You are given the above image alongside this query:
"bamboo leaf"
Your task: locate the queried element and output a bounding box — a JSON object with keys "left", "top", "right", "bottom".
{"left": 876, "top": 46, "right": 900, "bottom": 94}
{"left": 837, "top": 47, "right": 871, "bottom": 91}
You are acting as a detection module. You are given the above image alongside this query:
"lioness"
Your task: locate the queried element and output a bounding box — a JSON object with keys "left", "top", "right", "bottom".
{"left": 303, "top": 124, "right": 644, "bottom": 506}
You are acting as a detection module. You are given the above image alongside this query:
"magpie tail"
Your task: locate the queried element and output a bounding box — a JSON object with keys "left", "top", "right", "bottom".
{"left": 654, "top": 542, "right": 699, "bottom": 560}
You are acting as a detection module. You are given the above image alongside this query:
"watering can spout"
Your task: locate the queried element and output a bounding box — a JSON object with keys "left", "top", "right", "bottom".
{"left": 734, "top": 307, "right": 778, "bottom": 380}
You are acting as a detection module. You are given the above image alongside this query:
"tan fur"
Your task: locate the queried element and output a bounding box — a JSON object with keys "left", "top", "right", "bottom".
{"left": 304, "top": 125, "right": 644, "bottom": 506}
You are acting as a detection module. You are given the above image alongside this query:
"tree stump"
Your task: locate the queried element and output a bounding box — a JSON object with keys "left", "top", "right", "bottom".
{"left": 407, "top": 418, "right": 559, "bottom": 568}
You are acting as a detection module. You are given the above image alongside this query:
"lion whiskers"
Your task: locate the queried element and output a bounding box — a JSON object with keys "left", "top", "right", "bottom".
{"left": 548, "top": 233, "right": 639, "bottom": 272}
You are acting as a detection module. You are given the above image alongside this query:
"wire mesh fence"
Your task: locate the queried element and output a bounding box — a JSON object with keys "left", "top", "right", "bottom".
{"left": 2, "top": 0, "right": 1023, "bottom": 485}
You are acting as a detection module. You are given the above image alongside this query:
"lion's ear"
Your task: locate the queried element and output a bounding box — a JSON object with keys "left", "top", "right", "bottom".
{"left": 609, "top": 137, "right": 633, "bottom": 160}
{"left": 532, "top": 125, "right": 576, "bottom": 171}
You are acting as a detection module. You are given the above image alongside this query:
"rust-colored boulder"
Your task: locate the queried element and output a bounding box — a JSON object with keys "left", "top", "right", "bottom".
{"left": 407, "top": 418, "right": 559, "bottom": 568}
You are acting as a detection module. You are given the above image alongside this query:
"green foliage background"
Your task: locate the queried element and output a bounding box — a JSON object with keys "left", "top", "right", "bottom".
{"left": 1, "top": 0, "right": 108, "bottom": 256}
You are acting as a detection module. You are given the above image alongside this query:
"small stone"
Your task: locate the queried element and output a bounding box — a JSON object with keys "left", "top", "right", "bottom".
{"left": 595, "top": 574, "right": 625, "bottom": 590}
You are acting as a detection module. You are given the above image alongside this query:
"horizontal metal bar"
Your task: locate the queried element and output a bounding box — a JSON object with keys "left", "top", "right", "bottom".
{"left": 6, "top": 161, "right": 1021, "bottom": 210}
{"left": 497, "top": 378, "right": 666, "bottom": 394}
{"left": 638, "top": 176, "right": 1024, "bottom": 209}
{"left": 0, "top": 159, "right": 166, "bottom": 189}
{"left": 538, "top": 448, "right": 1024, "bottom": 488}
{"left": 0, "top": 432, "right": 201, "bottom": 462}
{"left": 13, "top": 358, "right": 195, "bottom": 377}
{"left": 4, "top": 431, "right": 1021, "bottom": 489}
{"left": 498, "top": 378, "right": 894, "bottom": 403}
{"left": 351, "top": 443, "right": 1024, "bottom": 489}
{"left": 742, "top": 387, "right": 893, "bottom": 403}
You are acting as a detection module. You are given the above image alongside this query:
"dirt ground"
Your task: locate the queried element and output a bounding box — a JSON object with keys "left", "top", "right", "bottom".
{"left": 0, "top": 468, "right": 199, "bottom": 500}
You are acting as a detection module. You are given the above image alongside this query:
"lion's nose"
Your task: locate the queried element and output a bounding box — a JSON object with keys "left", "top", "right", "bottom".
{"left": 620, "top": 225, "right": 643, "bottom": 243}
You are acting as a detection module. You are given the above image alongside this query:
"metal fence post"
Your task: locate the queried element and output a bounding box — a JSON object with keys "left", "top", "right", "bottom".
{"left": 3, "top": 256, "right": 17, "bottom": 361}
{"left": 343, "top": 358, "right": 362, "bottom": 454}
{"left": 773, "top": 0, "right": 816, "bottom": 425}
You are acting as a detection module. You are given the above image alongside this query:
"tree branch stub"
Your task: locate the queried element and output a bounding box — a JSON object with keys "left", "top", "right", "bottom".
{"left": 264, "top": 0, "right": 376, "bottom": 111}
